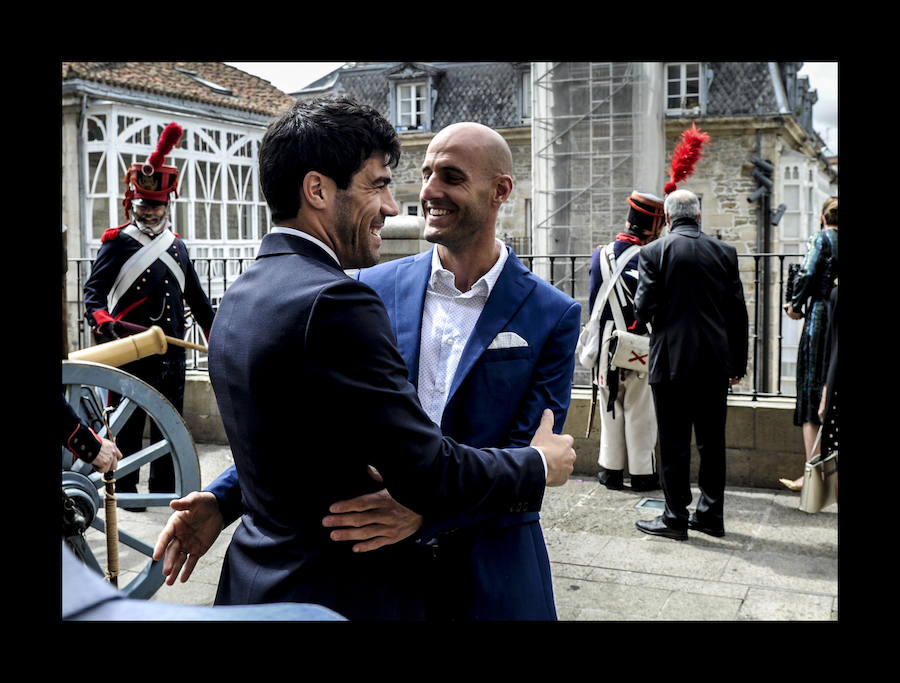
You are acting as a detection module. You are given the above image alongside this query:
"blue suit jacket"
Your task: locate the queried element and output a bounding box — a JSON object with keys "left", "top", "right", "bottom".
{"left": 206, "top": 233, "right": 547, "bottom": 620}
{"left": 358, "top": 246, "right": 581, "bottom": 620}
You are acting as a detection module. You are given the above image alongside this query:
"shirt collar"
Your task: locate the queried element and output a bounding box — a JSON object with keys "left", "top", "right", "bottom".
{"left": 271, "top": 226, "right": 341, "bottom": 267}
{"left": 429, "top": 238, "right": 508, "bottom": 297}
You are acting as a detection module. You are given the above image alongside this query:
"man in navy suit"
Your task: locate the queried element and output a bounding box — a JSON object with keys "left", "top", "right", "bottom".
{"left": 321, "top": 122, "right": 581, "bottom": 620}
{"left": 633, "top": 189, "right": 748, "bottom": 541}
{"left": 152, "top": 99, "right": 576, "bottom": 620}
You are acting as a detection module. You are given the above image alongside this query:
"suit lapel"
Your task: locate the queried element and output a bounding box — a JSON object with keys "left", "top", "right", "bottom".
{"left": 393, "top": 249, "right": 432, "bottom": 382}
{"left": 447, "top": 249, "right": 536, "bottom": 403}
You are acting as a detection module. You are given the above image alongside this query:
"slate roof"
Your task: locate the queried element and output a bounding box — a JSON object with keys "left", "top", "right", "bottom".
{"left": 706, "top": 61, "right": 781, "bottom": 116}
{"left": 307, "top": 61, "right": 817, "bottom": 130}
{"left": 61, "top": 62, "right": 297, "bottom": 118}
{"left": 305, "top": 62, "right": 528, "bottom": 131}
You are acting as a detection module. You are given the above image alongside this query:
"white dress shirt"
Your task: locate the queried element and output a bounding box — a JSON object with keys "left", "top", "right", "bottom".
{"left": 416, "top": 240, "right": 509, "bottom": 426}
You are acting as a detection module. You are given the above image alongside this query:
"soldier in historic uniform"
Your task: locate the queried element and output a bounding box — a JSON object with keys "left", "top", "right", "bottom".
{"left": 83, "top": 123, "right": 215, "bottom": 504}
{"left": 587, "top": 191, "right": 665, "bottom": 492}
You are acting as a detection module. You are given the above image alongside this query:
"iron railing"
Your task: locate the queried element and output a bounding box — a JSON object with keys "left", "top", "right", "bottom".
{"left": 66, "top": 252, "right": 804, "bottom": 399}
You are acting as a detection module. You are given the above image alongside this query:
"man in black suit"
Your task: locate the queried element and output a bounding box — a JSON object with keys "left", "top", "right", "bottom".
{"left": 633, "top": 189, "right": 748, "bottom": 541}
{"left": 154, "top": 97, "right": 575, "bottom": 620}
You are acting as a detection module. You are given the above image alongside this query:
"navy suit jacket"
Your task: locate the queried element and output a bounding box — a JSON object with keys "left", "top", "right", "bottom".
{"left": 206, "top": 233, "right": 546, "bottom": 620}
{"left": 358, "top": 246, "right": 581, "bottom": 620}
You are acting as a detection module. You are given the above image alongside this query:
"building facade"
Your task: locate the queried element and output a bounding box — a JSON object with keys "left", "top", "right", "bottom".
{"left": 61, "top": 61, "right": 837, "bottom": 395}
{"left": 295, "top": 62, "right": 535, "bottom": 254}
{"left": 61, "top": 62, "right": 296, "bottom": 352}
{"left": 297, "top": 60, "right": 837, "bottom": 393}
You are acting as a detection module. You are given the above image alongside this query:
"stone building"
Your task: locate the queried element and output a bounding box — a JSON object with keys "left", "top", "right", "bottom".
{"left": 61, "top": 61, "right": 836, "bottom": 394}
{"left": 658, "top": 62, "right": 837, "bottom": 396}
{"left": 61, "top": 62, "right": 296, "bottom": 353}
{"left": 296, "top": 61, "right": 837, "bottom": 394}
{"left": 294, "top": 62, "right": 534, "bottom": 256}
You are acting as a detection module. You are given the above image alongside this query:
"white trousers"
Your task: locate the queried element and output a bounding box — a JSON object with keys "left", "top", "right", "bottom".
{"left": 597, "top": 323, "right": 658, "bottom": 475}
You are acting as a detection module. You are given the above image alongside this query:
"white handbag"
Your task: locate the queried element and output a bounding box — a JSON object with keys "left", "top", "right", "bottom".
{"left": 576, "top": 243, "right": 642, "bottom": 370}
{"left": 799, "top": 428, "right": 838, "bottom": 513}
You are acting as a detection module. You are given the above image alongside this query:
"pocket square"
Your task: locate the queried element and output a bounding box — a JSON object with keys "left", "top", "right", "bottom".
{"left": 487, "top": 331, "right": 529, "bottom": 349}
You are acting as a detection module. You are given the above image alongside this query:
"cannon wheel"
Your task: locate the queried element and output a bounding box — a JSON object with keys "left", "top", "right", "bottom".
{"left": 61, "top": 360, "right": 201, "bottom": 599}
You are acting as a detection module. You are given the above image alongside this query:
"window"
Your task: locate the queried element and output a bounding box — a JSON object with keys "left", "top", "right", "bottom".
{"left": 82, "top": 104, "right": 268, "bottom": 270}
{"left": 387, "top": 63, "right": 443, "bottom": 132}
{"left": 519, "top": 67, "right": 532, "bottom": 122}
{"left": 666, "top": 62, "right": 705, "bottom": 115}
{"left": 396, "top": 82, "right": 428, "bottom": 130}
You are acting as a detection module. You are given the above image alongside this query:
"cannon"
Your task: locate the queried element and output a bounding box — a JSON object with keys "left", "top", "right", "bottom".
{"left": 62, "top": 327, "right": 204, "bottom": 599}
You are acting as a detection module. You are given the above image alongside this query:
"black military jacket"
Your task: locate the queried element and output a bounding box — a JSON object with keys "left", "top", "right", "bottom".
{"left": 83, "top": 222, "right": 215, "bottom": 342}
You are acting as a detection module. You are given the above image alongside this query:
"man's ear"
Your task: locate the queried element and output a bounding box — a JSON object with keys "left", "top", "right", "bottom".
{"left": 493, "top": 174, "right": 513, "bottom": 206}
{"left": 302, "top": 171, "right": 330, "bottom": 209}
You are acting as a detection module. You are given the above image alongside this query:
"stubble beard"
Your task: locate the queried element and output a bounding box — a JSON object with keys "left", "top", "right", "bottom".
{"left": 334, "top": 196, "right": 379, "bottom": 269}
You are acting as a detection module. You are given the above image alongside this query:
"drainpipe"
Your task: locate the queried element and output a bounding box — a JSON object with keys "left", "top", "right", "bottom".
{"left": 754, "top": 130, "right": 772, "bottom": 393}
{"left": 77, "top": 94, "right": 88, "bottom": 259}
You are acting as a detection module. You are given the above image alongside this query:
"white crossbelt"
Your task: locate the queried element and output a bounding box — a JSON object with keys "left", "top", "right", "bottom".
{"left": 107, "top": 225, "right": 185, "bottom": 314}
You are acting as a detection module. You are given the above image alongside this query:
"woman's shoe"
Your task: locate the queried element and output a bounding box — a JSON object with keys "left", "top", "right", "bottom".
{"left": 779, "top": 477, "right": 803, "bottom": 492}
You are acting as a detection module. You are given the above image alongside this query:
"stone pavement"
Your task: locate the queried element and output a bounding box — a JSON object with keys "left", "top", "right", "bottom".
{"left": 139, "top": 443, "right": 837, "bottom": 621}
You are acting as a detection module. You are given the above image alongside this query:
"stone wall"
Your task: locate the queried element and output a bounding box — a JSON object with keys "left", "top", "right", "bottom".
{"left": 184, "top": 373, "right": 806, "bottom": 490}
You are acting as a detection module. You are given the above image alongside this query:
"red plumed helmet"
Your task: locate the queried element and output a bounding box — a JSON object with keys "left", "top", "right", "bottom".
{"left": 123, "top": 122, "right": 184, "bottom": 218}
{"left": 664, "top": 122, "right": 710, "bottom": 195}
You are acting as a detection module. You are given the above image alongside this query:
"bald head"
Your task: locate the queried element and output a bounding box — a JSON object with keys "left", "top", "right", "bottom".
{"left": 429, "top": 122, "right": 513, "bottom": 178}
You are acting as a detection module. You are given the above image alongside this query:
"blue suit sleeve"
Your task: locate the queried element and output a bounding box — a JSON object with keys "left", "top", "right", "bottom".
{"left": 205, "top": 464, "right": 243, "bottom": 526}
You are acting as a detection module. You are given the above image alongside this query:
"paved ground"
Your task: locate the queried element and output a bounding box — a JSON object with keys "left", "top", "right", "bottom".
{"left": 94, "top": 442, "right": 838, "bottom": 621}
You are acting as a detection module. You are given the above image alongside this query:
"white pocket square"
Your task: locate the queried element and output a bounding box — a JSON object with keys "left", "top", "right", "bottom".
{"left": 487, "top": 331, "right": 529, "bottom": 349}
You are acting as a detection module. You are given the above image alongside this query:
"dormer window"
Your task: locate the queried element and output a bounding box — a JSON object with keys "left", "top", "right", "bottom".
{"left": 665, "top": 62, "right": 706, "bottom": 115}
{"left": 386, "top": 63, "right": 443, "bottom": 132}
{"left": 397, "top": 82, "right": 428, "bottom": 130}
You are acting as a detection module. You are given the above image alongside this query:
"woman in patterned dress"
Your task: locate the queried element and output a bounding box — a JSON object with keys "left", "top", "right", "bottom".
{"left": 780, "top": 197, "right": 838, "bottom": 490}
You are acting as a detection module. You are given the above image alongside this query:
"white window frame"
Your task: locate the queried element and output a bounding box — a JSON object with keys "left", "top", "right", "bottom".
{"left": 519, "top": 66, "right": 532, "bottom": 122}
{"left": 82, "top": 104, "right": 269, "bottom": 283}
{"left": 777, "top": 154, "right": 832, "bottom": 393}
{"left": 395, "top": 81, "right": 429, "bottom": 131}
{"left": 665, "top": 62, "right": 706, "bottom": 115}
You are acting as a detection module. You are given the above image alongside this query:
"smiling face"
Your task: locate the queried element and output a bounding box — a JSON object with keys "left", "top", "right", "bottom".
{"left": 132, "top": 200, "right": 168, "bottom": 234}
{"left": 331, "top": 154, "right": 399, "bottom": 269}
{"left": 420, "top": 124, "right": 512, "bottom": 252}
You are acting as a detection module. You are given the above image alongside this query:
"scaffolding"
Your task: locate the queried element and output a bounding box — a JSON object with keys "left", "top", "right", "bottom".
{"left": 531, "top": 62, "right": 665, "bottom": 305}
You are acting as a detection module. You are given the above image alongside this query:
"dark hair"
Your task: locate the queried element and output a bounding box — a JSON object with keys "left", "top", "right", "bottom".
{"left": 259, "top": 97, "right": 401, "bottom": 222}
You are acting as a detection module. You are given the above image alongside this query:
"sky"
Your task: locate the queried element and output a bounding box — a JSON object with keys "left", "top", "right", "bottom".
{"left": 226, "top": 61, "right": 838, "bottom": 155}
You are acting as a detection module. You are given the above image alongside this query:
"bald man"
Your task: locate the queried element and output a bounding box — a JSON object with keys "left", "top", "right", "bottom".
{"left": 325, "top": 122, "right": 581, "bottom": 620}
